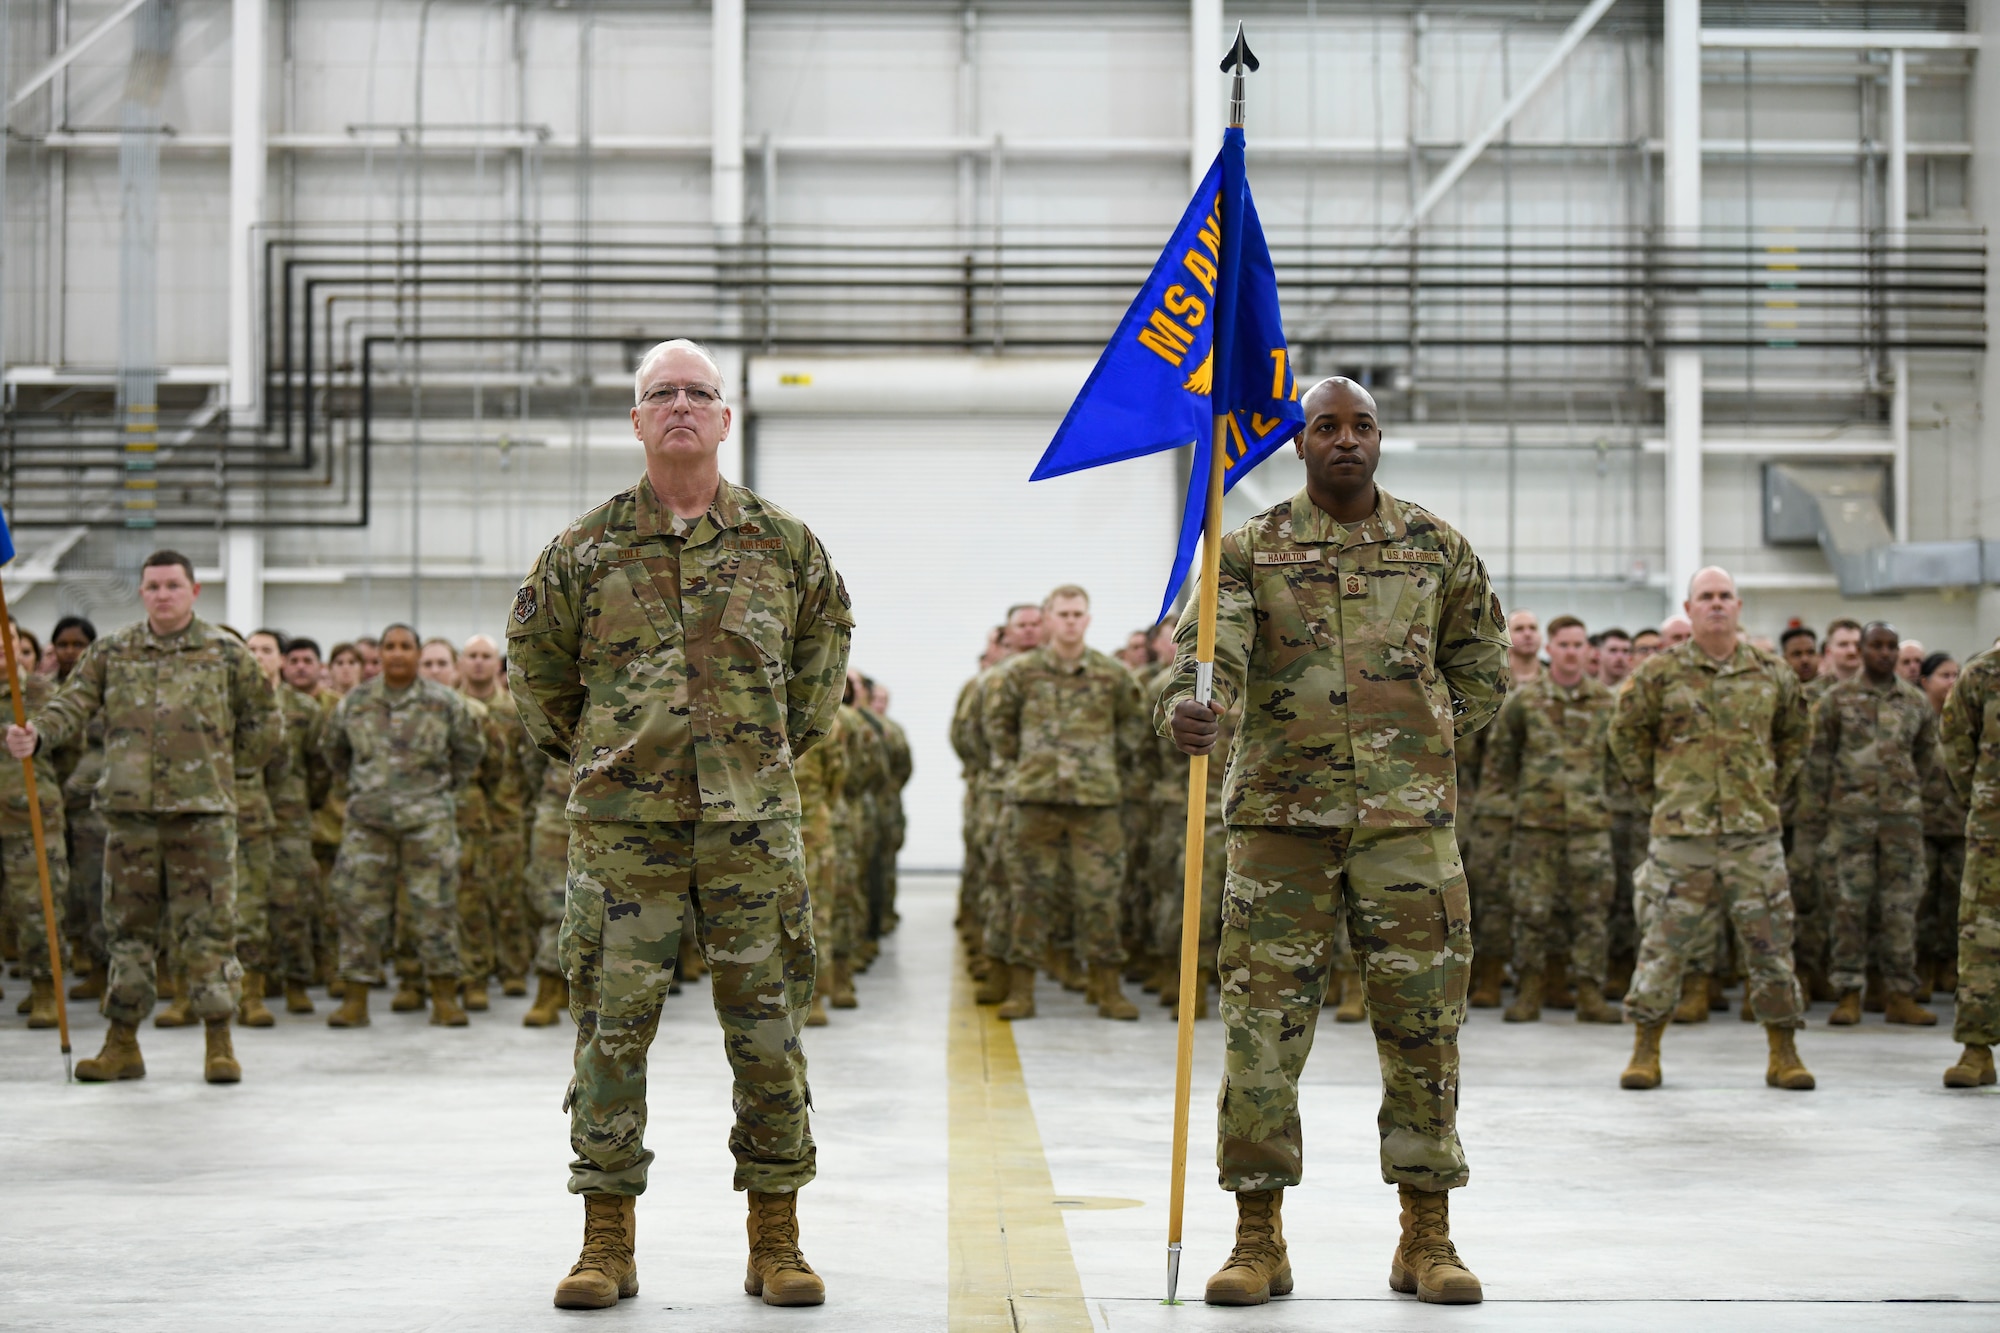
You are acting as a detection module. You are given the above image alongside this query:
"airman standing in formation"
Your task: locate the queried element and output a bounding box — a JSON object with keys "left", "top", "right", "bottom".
{"left": 8, "top": 551, "right": 282, "bottom": 1084}
{"left": 0, "top": 624, "right": 67, "bottom": 1029}
{"left": 1939, "top": 644, "right": 2000, "bottom": 1088}
{"left": 1609, "top": 567, "right": 1814, "bottom": 1093}
{"left": 459, "top": 633, "right": 533, "bottom": 1006}
{"left": 1801, "top": 621, "right": 1939, "bottom": 1028}
{"left": 983, "top": 584, "right": 1147, "bottom": 1022}
{"left": 1484, "top": 615, "right": 1620, "bottom": 1024}
{"left": 509, "top": 338, "right": 852, "bottom": 1311}
{"left": 271, "top": 635, "right": 329, "bottom": 1015}
{"left": 321, "top": 624, "right": 485, "bottom": 1029}
{"left": 1164, "top": 378, "right": 1507, "bottom": 1308}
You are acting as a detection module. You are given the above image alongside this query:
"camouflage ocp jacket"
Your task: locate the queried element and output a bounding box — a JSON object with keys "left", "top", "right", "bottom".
{"left": 1799, "top": 674, "right": 1937, "bottom": 826}
{"left": 508, "top": 476, "right": 854, "bottom": 824}
{"left": 1941, "top": 648, "right": 2000, "bottom": 840}
{"left": 1156, "top": 485, "right": 1509, "bottom": 830}
{"left": 34, "top": 616, "right": 281, "bottom": 816}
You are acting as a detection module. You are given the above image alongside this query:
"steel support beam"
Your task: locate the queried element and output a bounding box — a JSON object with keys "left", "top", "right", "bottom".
{"left": 229, "top": 0, "right": 265, "bottom": 419}
{"left": 1889, "top": 46, "right": 1910, "bottom": 542}
{"left": 712, "top": 0, "right": 745, "bottom": 230}
{"left": 1190, "top": 0, "right": 1222, "bottom": 189}
{"left": 7, "top": 0, "right": 151, "bottom": 111}
{"left": 1401, "top": 0, "right": 1618, "bottom": 234}
{"left": 1664, "top": 0, "right": 1703, "bottom": 604}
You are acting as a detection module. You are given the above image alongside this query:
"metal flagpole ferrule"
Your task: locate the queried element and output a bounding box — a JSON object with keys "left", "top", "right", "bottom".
{"left": 1193, "top": 660, "right": 1214, "bottom": 705}
{"left": 1165, "top": 1241, "right": 1184, "bottom": 1306}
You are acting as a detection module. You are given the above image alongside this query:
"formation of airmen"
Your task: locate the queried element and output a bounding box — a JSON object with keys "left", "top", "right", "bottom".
{"left": 955, "top": 582, "right": 1998, "bottom": 1093}
{"left": 0, "top": 553, "right": 911, "bottom": 1068}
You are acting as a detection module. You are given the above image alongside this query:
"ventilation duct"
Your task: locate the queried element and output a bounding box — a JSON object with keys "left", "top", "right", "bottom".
{"left": 1763, "top": 462, "right": 1990, "bottom": 596}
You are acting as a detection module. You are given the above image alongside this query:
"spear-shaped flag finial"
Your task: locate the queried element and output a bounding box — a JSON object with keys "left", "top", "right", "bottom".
{"left": 1220, "top": 22, "right": 1258, "bottom": 128}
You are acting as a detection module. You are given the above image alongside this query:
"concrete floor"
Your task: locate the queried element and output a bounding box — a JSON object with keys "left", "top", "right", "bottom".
{"left": 1, "top": 873, "right": 1994, "bottom": 1332}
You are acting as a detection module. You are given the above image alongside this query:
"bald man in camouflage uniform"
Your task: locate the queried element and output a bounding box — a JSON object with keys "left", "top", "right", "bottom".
{"left": 509, "top": 337, "right": 852, "bottom": 1313}
{"left": 1164, "top": 379, "right": 1507, "bottom": 1307}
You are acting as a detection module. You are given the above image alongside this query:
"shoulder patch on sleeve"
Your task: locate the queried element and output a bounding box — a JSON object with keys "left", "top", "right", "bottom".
{"left": 512, "top": 585, "right": 538, "bottom": 625}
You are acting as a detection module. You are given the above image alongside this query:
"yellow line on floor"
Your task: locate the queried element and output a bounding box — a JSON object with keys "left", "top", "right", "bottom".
{"left": 948, "top": 954, "right": 1093, "bottom": 1332}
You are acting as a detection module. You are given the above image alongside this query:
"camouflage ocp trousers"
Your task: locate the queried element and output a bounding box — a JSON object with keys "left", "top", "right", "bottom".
{"left": 1216, "top": 823, "right": 1471, "bottom": 1194}
{"left": 561, "top": 818, "right": 815, "bottom": 1197}
{"left": 1921, "top": 835, "right": 1966, "bottom": 972}
{"left": 101, "top": 812, "right": 241, "bottom": 1026}
{"left": 1152, "top": 794, "right": 1225, "bottom": 973}
{"left": 1509, "top": 827, "right": 1614, "bottom": 987}
{"left": 1463, "top": 814, "right": 1514, "bottom": 966}
{"left": 62, "top": 804, "right": 106, "bottom": 969}
{"left": 459, "top": 827, "right": 529, "bottom": 982}
{"left": 1623, "top": 832, "right": 1804, "bottom": 1029}
{"left": 1954, "top": 838, "right": 2000, "bottom": 1047}
{"left": 330, "top": 817, "right": 462, "bottom": 982}
{"left": 232, "top": 826, "right": 275, "bottom": 974}
{"left": 270, "top": 831, "right": 319, "bottom": 983}
{"left": 1, "top": 828, "right": 69, "bottom": 979}
{"left": 1821, "top": 818, "right": 1925, "bottom": 998}
{"left": 1003, "top": 802, "right": 1127, "bottom": 969}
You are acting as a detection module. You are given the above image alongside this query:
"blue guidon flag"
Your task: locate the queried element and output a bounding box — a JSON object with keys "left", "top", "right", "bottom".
{"left": 0, "top": 503, "right": 13, "bottom": 567}
{"left": 1031, "top": 125, "right": 1305, "bottom": 620}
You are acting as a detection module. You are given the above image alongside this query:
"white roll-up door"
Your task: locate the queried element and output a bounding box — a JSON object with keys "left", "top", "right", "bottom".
{"left": 750, "top": 414, "right": 1181, "bottom": 869}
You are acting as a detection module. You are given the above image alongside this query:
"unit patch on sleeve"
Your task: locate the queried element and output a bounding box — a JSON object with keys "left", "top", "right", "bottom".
{"left": 512, "top": 585, "right": 539, "bottom": 625}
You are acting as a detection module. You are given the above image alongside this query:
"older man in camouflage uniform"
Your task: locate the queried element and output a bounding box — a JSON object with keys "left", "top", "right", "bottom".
{"left": 1802, "top": 621, "right": 1939, "bottom": 1027}
{"left": 984, "top": 583, "right": 1147, "bottom": 1022}
{"left": 1940, "top": 647, "right": 2000, "bottom": 1087}
{"left": 321, "top": 624, "right": 485, "bottom": 1029}
{"left": 1164, "top": 379, "right": 1507, "bottom": 1308}
{"left": 10, "top": 550, "right": 281, "bottom": 1085}
{"left": 509, "top": 338, "right": 851, "bottom": 1312}
{"left": 1608, "top": 566, "right": 1814, "bottom": 1093}
{"left": 1485, "top": 615, "right": 1620, "bottom": 1024}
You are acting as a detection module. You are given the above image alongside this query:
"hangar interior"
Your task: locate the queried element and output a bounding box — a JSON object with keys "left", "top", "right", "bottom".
{"left": 1, "top": 6, "right": 1998, "bottom": 1331}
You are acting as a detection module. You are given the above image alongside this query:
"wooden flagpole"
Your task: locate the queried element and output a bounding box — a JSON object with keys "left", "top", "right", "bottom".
{"left": 0, "top": 580, "right": 72, "bottom": 1079}
{"left": 1164, "top": 414, "right": 1229, "bottom": 1304}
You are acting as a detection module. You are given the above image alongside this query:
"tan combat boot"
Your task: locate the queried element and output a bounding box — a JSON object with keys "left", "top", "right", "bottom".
{"left": 523, "top": 973, "right": 567, "bottom": 1028}
{"left": 327, "top": 981, "right": 370, "bottom": 1028}
{"left": 553, "top": 1192, "right": 638, "bottom": 1309}
{"left": 1943, "top": 1044, "right": 1997, "bottom": 1088}
{"left": 996, "top": 964, "right": 1037, "bottom": 1020}
{"left": 1670, "top": 974, "right": 1709, "bottom": 1024}
{"left": 1828, "top": 990, "right": 1862, "bottom": 1026}
{"left": 1764, "top": 1025, "right": 1815, "bottom": 1090}
{"left": 678, "top": 933, "right": 709, "bottom": 982}
{"left": 1503, "top": 969, "right": 1543, "bottom": 1023}
{"left": 1620, "top": 1021, "right": 1665, "bottom": 1089}
{"left": 829, "top": 958, "right": 858, "bottom": 1009}
{"left": 1156, "top": 964, "right": 1181, "bottom": 1007}
{"left": 975, "top": 957, "right": 1011, "bottom": 1005}
{"left": 203, "top": 1018, "right": 242, "bottom": 1084}
{"left": 1093, "top": 964, "right": 1139, "bottom": 1021}
{"left": 154, "top": 972, "right": 194, "bottom": 1028}
{"left": 390, "top": 979, "right": 427, "bottom": 1012}
{"left": 26, "top": 978, "right": 59, "bottom": 1029}
{"left": 68, "top": 963, "right": 106, "bottom": 1001}
{"left": 501, "top": 974, "right": 528, "bottom": 998}
{"left": 462, "top": 978, "right": 491, "bottom": 1012}
{"left": 428, "top": 977, "right": 469, "bottom": 1027}
{"left": 1938, "top": 961, "right": 1960, "bottom": 993}
{"left": 1914, "top": 961, "right": 1935, "bottom": 1003}
{"left": 1467, "top": 955, "right": 1504, "bottom": 1009}
{"left": 1203, "top": 1188, "right": 1291, "bottom": 1305}
{"left": 284, "top": 981, "right": 315, "bottom": 1015}
{"left": 1574, "top": 980, "right": 1619, "bottom": 1024}
{"left": 238, "top": 972, "right": 276, "bottom": 1028}
{"left": 75, "top": 1019, "right": 146, "bottom": 1082}
{"left": 1389, "top": 1185, "right": 1482, "bottom": 1304}
{"left": 805, "top": 984, "right": 830, "bottom": 1028}
{"left": 1335, "top": 971, "right": 1367, "bottom": 1024}
{"left": 745, "top": 1190, "right": 826, "bottom": 1306}
{"left": 1883, "top": 992, "right": 1938, "bottom": 1026}
{"left": 1544, "top": 962, "right": 1575, "bottom": 1010}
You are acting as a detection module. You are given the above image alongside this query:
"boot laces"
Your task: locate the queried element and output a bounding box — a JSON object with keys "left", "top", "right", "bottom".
{"left": 751, "top": 1195, "right": 814, "bottom": 1275}
{"left": 573, "top": 1198, "right": 629, "bottom": 1275}
{"left": 1404, "top": 1196, "right": 1465, "bottom": 1272}
{"left": 1225, "top": 1195, "right": 1283, "bottom": 1270}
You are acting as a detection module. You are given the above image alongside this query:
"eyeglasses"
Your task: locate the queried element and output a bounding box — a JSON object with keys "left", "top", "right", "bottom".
{"left": 639, "top": 383, "right": 722, "bottom": 408}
